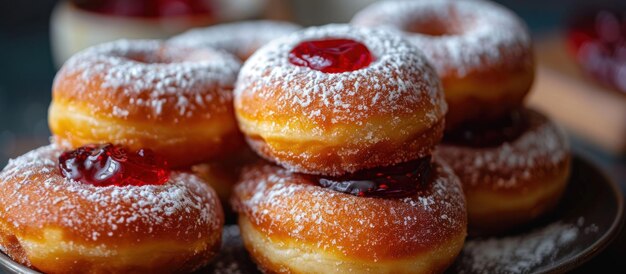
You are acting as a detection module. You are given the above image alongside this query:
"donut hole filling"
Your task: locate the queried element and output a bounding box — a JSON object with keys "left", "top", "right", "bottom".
{"left": 443, "top": 110, "right": 529, "bottom": 148}
{"left": 58, "top": 144, "right": 170, "bottom": 187}
{"left": 306, "top": 157, "right": 433, "bottom": 198}
{"left": 288, "top": 38, "right": 374, "bottom": 73}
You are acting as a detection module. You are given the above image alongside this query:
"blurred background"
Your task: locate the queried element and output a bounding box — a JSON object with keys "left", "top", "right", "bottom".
{"left": 0, "top": 0, "right": 625, "bottom": 271}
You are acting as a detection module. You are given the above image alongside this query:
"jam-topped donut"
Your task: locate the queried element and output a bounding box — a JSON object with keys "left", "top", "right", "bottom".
{"left": 170, "top": 20, "right": 301, "bottom": 61}
{"left": 0, "top": 144, "right": 224, "bottom": 273}
{"left": 436, "top": 109, "right": 570, "bottom": 234}
{"left": 234, "top": 24, "right": 446, "bottom": 176}
{"left": 49, "top": 39, "right": 243, "bottom": 168}
{"left": 352, "top": 0, "right": 534, "bottom": 130}
{"left": 232, "top": 157, "right": 466, "bottom": 273}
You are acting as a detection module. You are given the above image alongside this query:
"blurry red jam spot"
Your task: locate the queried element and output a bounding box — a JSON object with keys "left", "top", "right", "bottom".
{"left": 567, "top": 9, "right": 626, "bottom": 93}
{"left": 59, "top": 144, "right": 170, "bottom": 187}
{"left": 288, "top": 38, "right": 373, "bottom": 73}
{"left": 312, "top": 157, "right": 432, "bottom": 198}
{"left": 71, "top": 0, "right": 214, "bottom": 18}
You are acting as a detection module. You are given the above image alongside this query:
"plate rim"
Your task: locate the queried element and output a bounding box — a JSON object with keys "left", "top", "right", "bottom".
{"left": 535, "top": 155, "right": 625, "bottom": 274}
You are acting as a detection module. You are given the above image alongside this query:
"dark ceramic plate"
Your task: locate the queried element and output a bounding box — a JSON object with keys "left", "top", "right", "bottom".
{"left": 1, "top": 156, "right": 622, "bottom": 274}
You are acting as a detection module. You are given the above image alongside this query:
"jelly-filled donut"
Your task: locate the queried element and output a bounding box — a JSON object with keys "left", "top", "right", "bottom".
{"left": 0, "top": 145, "right": 224, "bottom": 273}
{"left": 49, "top": 39, "right": 243, "bottom": 168}
{"left": 170, "top": 20, "right": 301, "bottom": 61}
{"left": 234, "top": 24, "right": 446, "bottom": 176}
{"left": 436, "top": 109, "right": 570, "bottom": 234}
{"left": 352, "top": 0, "right": 534, "bottom": 130}
{"left": 232, "top": 157, "right": 466, "bottom": 273}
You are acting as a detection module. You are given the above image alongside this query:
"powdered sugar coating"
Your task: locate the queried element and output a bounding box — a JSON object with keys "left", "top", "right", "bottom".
{"left": 170, "top": 20, "right": 301, "bottom": 61}
{"left": 234, "top": 23, "right": 445, "bottom": 127}
{"left": 232, "top": 158, "right": 466, "bottom": 260}
{"left": 0, "top": 145, "right": 223, "bottom": 244}
{"left": 351, "top": 0, "right": 532, "bottom": 77}
{"left": 436, "top": 110, "right": 570, "bottom": 190}
{"left": 54, "top": 39, "right": 241, "bottom": 122}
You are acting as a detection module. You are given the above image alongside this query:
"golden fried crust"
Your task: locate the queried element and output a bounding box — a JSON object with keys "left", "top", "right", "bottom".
{"left": 50, "top": 39, "right": 243, "bottom": 167}
{"left": 232, "top": 158, "right": 467, "bottom": 273}
{"left": 0, "top": 145, "right": 224, "bottom": 273}
{"left": 234, "top": 25, "right": 446, "bottom": 175}
{"left": 244, "top": 119, "right": 444, "bottom": 176}
{"left": 352, "top": 0, "right": 534, "bottom": 130}
{"left": 436, "top": 110, "right": 571, "bottom": 234}
{"left": 441, "top": 57, "right": 534, "bottom": 129}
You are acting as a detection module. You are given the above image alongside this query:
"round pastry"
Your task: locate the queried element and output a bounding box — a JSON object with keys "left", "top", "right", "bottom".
{"left": 0, "top": 144, "right": 224, "bottom": 273}
{"left": 49, "top": 39, "right": 243, "bottom": 168}
{"left": 170, "top": 20, "right": 301, "bottom": 61}
{"left": 352, "top": 0, "right": 534, "bottom": 130}
{"left": 234, "top": 24, "right": 446, "bottom": 176}
{"left": 436, "top": 109, "right": 571, "bottom": 234}
{"left": 232, "top": 157, "right": 466, "bottom": 273}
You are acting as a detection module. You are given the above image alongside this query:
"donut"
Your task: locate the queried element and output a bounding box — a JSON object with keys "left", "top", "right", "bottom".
{"left": 436, "top": 109, "right": 571, "bottom": 234}
{"left": 169, "top": 20, "right": 301, "bottom": 61}
{"left": 234, "top": 24, "right": 446, "bottom": 176}
{"left": 0, "top": 144, "right": 224, "bottom": 273}
{"left": 352, "top": 0, "right": 534, "bottom": 130}
{"left": 49, "top": 39, "right": 243, "bottom": 168}
{"left": 232, "top": 157, "right": 466, "bottom": 273}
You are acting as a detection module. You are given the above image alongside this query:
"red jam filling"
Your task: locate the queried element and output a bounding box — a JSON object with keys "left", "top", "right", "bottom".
{"left": 567, "top": 9, "right": 626, "bottom": 93}
{"left": 71, "top": 0, "right": 213, "bottom": 18}
{"left": 59, "top": 144, "right": 170, "bottom": 187}
{"left": 309, "top": 157, "right": 432, "bottom": 198}
{"left": 444, "top": 110, "right": 528, "bottom": 148}
{"left": 288, "top": 38, "right": 374, "bottom": 73}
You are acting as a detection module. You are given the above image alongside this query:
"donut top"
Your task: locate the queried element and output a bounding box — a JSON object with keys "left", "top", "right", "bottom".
{"left": 235, "top": 24, "right": 445, "bottom": 127}
{"left": 0, "top": 145, "right": 221, "bottom": 244}
{"left": 438, "top": 110, "right": 570, "bottom": 190}
{"left": 351, "top": 0, "right": 532, "bottom": 77}
{"left": 169, "top": 20, "right": 302, "bottom": 60}
{"left": 54, "top": 39, "right": 241, "bottom": 122}
{"left": 58, "top": 144, "right": 170, "bottom": 187}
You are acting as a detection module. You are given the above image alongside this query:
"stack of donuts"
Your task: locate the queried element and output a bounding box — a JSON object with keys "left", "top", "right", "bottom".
{"left": 0, "top": 0, "right": 572, "bottom": 273}
{"left": 353, "top": 0, "right": 571, "bottom": 235}
{"left": 230, "top": 24, "right": 467, "bottom": 273}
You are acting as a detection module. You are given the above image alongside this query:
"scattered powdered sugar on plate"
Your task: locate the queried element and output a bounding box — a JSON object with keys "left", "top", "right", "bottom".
{"left": 455, "top": 217, "right": 599, "bottom": 274}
